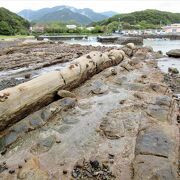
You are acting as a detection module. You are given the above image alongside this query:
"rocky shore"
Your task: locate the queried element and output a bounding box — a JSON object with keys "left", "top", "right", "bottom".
{"left": 0, "top": 42, "right": 179, "bottom": 179}
{"left": 0, "top": 41, "right": 115, "bottom": 90}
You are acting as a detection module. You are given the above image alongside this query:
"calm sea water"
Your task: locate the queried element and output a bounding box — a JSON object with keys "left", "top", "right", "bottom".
{"left": 64, "top": 37, "right": 180, "bottom": 73}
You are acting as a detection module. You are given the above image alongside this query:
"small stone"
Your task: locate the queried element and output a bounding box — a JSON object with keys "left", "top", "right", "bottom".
{"left": 141, "top": 74, "right": 147, "bottom": 78}
{"left": 95, "top": 128, "right": 101, "bottom": 133}
{"left": 108, "top": 153, "right": 115, "bottom": 159}
{"left": 109, "top": 159, "right": 114, "bottom": 164}
{"left": 9, "top": 169, "right": 15, "bottom": 174}
{"left": 86, "top": 55, "right": 91, "bottom": 59}
{"left": 56, "top": 139, "right": 61, "bottom": 144}
{"left": 177, "top": 115, "right": 180, "bottom": 123}
{"left": 168, "top": 67, "right": 179, "bottom": 74}
{"left": 72, "top": 170, "right": 79, "bottom": 178}
{"left": 24, "top": 74, "right": 31, "bottom": 79}
{"left": 18, "top": 165, "right": 22, "bottom": 169}
{"left": 90, "top": 160, "right": 99, "bottom": 169}
{"left": 119, "top": 99, "right": 126, "bottom": 104}
{"left": 76, "top": 158, "right": 85, "bottom": 168}
{"left": 63, "top": 170, "right": 68, "bottom": 174}
{"left": 133, "top": 92, "right": 143, "bottom": 99}
{"left": 111, "top": 68, "right": 117, "bottom": 75}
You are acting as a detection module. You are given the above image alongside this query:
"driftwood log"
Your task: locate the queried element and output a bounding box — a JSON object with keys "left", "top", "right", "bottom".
{"left": 0, "top": 44, "right": 134, "bottom": 130}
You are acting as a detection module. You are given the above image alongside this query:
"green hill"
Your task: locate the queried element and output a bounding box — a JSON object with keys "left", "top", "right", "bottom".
{"left": 93, "top": 9, "right": 180, "bottom": 30}
{"left": 0, "top": 7, "right": 30, "bottom": 35}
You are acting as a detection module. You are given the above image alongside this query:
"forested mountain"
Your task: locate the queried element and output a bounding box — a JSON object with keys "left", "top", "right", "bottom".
{"left": 0, "top": 7, "right": 30, "bottom": 35}
{"left": 94, "top": 9, "right": 180, "bottom": 29}
{"left": 18, "top": 6, "right": 108, "bottom": 24}
{"left": 37, "top": 8, "right": 92, "bottom": 25}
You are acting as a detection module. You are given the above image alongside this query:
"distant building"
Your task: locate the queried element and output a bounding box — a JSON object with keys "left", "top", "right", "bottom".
{"left": 162, "top": 24, "right": 180, "bottom": 34}
{"left": 86, "top": 27, "right": 95, "bottom": 31}
{"left": 32, "top": 25, "right": 45, "bottom": 33}
{"left": 66, "top": 25, "right": 77, "bottom": 29}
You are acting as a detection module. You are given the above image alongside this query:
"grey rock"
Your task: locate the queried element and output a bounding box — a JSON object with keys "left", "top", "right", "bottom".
{"left": 40, "top": 109, "right": 52, "bottom": 122}
{"left": 116, "top": 37, "right": 143, "bottom": 46}
{"left": 0, "top": 136, "right": 6, "bottom": 153}
{"left": 10, "top": 121, "right": 30, "bottom": 133}
{"left": 135, "top": 128, "right": 173, "bottom": 158}
{"left": 29, "top": 115, "right": 45, "bottom": 129}
{"left": 126, "top": 83, "right": 146, "bottom": 91}
{"left": 91, "top": 81, "right": 108, "bottom": 95}
{"left": 62, "top": 116, "right": 79, "bottom": 124}
{"left": 168, "top": 67, "right": 179, "bottom": 74}
{"left": 4, "top": 131, "right": 18, "bottom": 147}
{"left": 121, "top": 47, "right": 133, "bottom": 57}
{"left": 133, "top": 155, "right": 178, "bottom": 180}
{"left": 146, "top": 105, "right": 168, "bottom": 122}
{"left": 30, "top": 135, "right": 56, "bottom": 154}
{"left": 166, "top": 49, "right": 180, "bottom": 58}
{"left": 58, "top": 97, "right": 77, "bottom": 110}
{"left": 155, "top": 96, "right": 171, "bottom": 107}
{"left": 57, "top": 125, "right": 72, "bottom": 134}
{"left": 114, "top": 76, "right": 127, "bottom": 85}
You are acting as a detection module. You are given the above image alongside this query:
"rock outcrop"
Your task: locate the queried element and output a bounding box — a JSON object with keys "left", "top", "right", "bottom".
{"left": 167, "top": 49, "right": 180, "bottom": 58}
{"left": 0, "top": 45, "right": 132, "bottom": 131}
{"left": 0, "top": 43, "right": 179, "bottom": 179}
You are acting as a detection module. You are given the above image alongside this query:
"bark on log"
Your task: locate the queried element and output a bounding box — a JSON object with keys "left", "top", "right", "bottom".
{"left": 0, "top": 46, "right": 132, "bottom": 131}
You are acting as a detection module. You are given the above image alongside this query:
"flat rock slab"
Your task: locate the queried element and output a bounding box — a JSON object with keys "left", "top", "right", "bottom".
{"left": 146, "top": 104, "right": 169, "bottom": 122}
{"left": 133, "top": 155, "right": 178, "bottom": 180}
{"left": 135, "top": 127, "right": 174, "bottom": 158}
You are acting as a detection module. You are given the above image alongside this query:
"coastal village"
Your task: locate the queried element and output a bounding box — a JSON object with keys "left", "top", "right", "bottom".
{"left": 0, "top": 2, "right": 180, "bottom": 180}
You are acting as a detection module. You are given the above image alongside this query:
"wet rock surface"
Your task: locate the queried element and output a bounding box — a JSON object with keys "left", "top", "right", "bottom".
{"left": 0, "top": 42, "right": 115, "bottom": 90}
{"left": 0, "top": 45, "right": 179, "bottom": 179}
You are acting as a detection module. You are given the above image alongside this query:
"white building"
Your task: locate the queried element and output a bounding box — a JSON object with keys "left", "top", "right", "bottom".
{"left": 66, "top": 25, "right": 77, "bottom": 29}
{"left": 86, "top": 27, "right": 95, "bottom": 31}
{"left": 162, "top": 24, "right": 180, "bottom": 34}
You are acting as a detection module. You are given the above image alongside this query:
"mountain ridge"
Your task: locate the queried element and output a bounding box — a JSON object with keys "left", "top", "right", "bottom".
{"left": 18, "top": 6, "right": 116, "bottom": 25}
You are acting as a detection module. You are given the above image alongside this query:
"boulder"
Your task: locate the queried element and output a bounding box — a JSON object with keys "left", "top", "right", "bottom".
{"left": 115, "top": 36, "right": 143, "bottom": 45}
{"left": 166, "top": 49, "right": 180, "bottom": 58}
{"left": 168, "top": 67, "right": 179, "bottom": 74}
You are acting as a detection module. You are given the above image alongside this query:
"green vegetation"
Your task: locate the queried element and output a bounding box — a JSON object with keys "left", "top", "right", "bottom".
{"left": 93, "top": 9, "right": 180, "bottom": 30}
{"left": 0, "top": 35, "right": 34, "bottom": 40}
{"left": 32, "top": 22, "right": 104, "bottom": 36}
{"left": 0, "top": 8, "right": 30, "bottom": 35}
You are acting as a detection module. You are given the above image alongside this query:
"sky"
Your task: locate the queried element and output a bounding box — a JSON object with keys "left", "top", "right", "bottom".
{"left": 0, "top": 0, "right": 179, "bottom": 13}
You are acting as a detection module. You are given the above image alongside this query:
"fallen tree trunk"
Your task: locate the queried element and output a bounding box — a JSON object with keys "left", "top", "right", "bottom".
{"left": 0, "top": 45, "right": 133, "bottom": 131}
